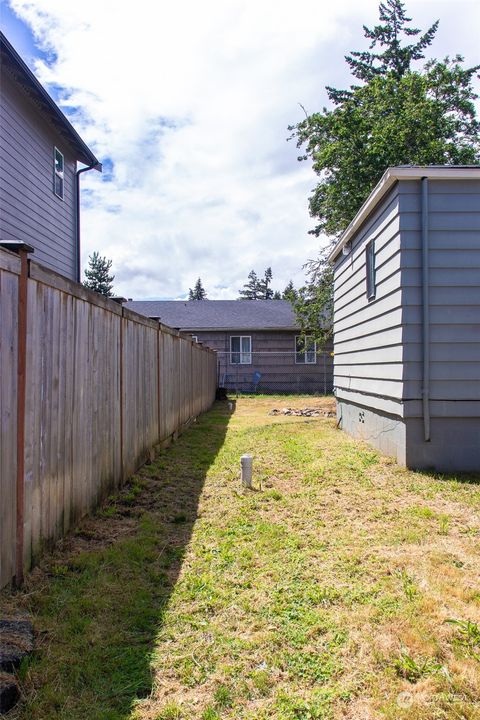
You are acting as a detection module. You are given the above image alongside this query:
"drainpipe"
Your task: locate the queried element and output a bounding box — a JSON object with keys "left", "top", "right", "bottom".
{"left": 421, "top": 177, "right": 430, "bottom": 442}
{"left": 75, "top": 161, "right": 102, "bottom": 283}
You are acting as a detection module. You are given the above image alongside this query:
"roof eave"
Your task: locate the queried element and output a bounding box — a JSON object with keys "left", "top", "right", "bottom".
{"left": 177, "top": 326, "right": 300, "bottom": 332}
{"left": 0, "top": 31, "right": 100, "bottom": 168}
{"left": 328, "top": 165, "right": 480, "bottom": 263}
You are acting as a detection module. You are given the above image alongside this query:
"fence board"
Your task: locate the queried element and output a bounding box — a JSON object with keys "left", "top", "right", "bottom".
{"left": 0, "top": 264, "right": 19, "bottom": 587}
{"left": 1, "top": 249, "right": 216, "bottom": 587}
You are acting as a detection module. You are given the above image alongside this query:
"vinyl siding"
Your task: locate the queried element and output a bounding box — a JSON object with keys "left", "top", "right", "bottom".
{"left": 0, "top": 71, "right": 77, "bottom": 279}
{"left": 334, "top": 186, "right": 405, "bottom": 415}
{"left": 399, "top": 179, "right": 480, "bottom": 413}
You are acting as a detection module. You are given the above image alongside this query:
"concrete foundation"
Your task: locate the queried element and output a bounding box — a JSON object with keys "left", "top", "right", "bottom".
{"left": 337, "top": 399, "right": 480, "bottom": 473}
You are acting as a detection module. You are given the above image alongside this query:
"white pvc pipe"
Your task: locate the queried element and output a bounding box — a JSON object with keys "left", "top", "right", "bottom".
{"left": 241, "top": 454, "right": 253, "bottom": 488}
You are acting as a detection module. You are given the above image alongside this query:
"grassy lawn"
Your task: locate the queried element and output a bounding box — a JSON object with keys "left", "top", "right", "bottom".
{"left": 2, "top": 396, "right": 480, "bottom": 720}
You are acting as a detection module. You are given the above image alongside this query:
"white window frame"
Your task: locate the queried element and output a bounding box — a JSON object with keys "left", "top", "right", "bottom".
{"left": 54, "top": 147, "right": 64, "bottom": 200}
{"left": 295, "top": 335, "right": 317, "bottom": 364}
{"left": 191, "top": 335, "right": 198, "bottom": 342}
{"left": 366, "top": 240, "right": 376, "bottom": 300}
{"left": 230, "top": 335, "right": 252, "bottom": 365}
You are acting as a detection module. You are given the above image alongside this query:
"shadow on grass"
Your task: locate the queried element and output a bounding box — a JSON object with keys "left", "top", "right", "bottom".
{"left": 6, "top": 401, "right": 234, "bottom": 720}
{"left": 417, "top": 469, "right": 480, "bottom": 486}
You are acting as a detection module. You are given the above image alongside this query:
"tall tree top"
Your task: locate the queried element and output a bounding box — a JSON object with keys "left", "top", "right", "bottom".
{"left": 188, "top": 278, "right": 207, "bottom": 300}
{"left": 345, "top": 0, "right": 439, "bottom": 82}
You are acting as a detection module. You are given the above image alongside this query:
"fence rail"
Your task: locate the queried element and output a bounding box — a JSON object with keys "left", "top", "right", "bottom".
{"left": 217, "top": 351, "right": 333, "bottom": 395}
{"left": 0, "top": 247, "right": 217, "bottom": 588}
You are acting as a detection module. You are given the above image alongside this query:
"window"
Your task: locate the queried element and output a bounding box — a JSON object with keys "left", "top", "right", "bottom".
{"left": 295, "top": 335, "right": 316, "bottom": 364}
{"left": 366, "top": 240, "right": 375, "bottom": 299}
{"left": 191, "top": 335, "right": 198, "bottom": 342}
{"left": 54, "top": 147, "right": 64, "bottom": 199}
{"left": 230, "top": 336, "right": 251, "bottom": 364}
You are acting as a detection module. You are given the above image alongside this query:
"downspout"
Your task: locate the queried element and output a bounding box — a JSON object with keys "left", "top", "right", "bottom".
{"left": 421, "top": 177, "right": 430, "bottom": 442}
{"left": 75, "top": 161, "right": 102, "bottom": 283}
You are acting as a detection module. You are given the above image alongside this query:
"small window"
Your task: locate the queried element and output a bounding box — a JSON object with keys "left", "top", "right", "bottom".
{"left": 54, "top": 147, "right": 64, "bottom": 199}
{"left": 230, "top": 336, "right": 251, "bottom": 364}
{"left": 295, "top": 335, "right": 316, "bottom": 364}
{"left": 366, "top": 240, "right": 375, "bottom": 299}
{"left": 191, "top": 335, "right": 198, "bottom": 342}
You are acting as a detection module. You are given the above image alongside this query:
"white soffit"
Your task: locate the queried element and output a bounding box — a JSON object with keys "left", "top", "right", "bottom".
{"left": 328, "top": 166, "right": 480, "bottom": 263}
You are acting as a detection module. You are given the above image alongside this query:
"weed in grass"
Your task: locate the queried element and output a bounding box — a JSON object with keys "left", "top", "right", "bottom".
{"left": 202, "top": 707, "right": 221, "bottom": 720}
{"left": 394, "top": 648, "right": 444, "bottom": 682}
{"left": 262, "top": 488, "right": 283, "bottom": 501}
{"left": 251, "top": 668, "right": 273, "bottom": 696}
{"left": 447, "top": 619, "right": 480, "bottom": 659}
{"left": 438, "top": 513, "right": 450, "bottom": 535}
{"left": 155, "top": 703, "right": 183, "bottom": 719}
{"left": 214, "top": 683, "right": 233, "bottom": 707}
{"left": 397, "top": 569, "right": 418, "bottom": 602}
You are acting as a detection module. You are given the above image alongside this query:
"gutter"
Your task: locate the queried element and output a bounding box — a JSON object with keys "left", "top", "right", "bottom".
{"left": 328, "top": 165, "right": 480, "bottom": 263}
{"left": 75, "top": 162, "right": 102, "bottom": 283}
{"left": 421, "top": 177, "right": 430, "bottom": 442}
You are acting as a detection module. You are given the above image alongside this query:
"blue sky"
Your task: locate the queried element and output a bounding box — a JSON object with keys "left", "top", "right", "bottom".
{"left": 1, "top": 0, "right": 479, "bottom": 300}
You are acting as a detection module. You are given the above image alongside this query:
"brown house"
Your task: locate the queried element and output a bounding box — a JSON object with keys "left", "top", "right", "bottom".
{"left": 125, "top": 299, "right": 333, "bottom": 394}
{"left": 0, "top": 32, "right": 101, "bottom": 281}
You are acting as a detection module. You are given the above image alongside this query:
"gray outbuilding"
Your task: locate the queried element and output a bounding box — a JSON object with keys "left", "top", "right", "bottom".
{"left": 329, "top": 166, "right": 480, "bottom": 472}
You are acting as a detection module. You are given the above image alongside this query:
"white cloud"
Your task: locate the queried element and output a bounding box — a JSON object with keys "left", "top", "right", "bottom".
{"left": 8, "top": 0, "right": 480, "bottom": 298}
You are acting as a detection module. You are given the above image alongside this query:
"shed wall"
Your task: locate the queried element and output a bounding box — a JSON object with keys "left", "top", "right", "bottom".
{"left": 399, "top": 179, "right": 480, "bottom": 413}
{"left": 333, "top": 186, "right": 405, "bottom": 416}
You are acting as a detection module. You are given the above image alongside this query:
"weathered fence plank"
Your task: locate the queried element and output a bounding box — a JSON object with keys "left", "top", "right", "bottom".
{"left": 0, "top": 248, "right": 217, "bottom": 587}
{"left": 0, "top": 256, "right": 19, "bottom": 587}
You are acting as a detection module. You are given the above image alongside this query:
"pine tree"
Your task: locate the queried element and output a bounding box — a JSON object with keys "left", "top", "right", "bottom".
{"left": 282, "top": 280, "right": 298, "bottom": 302}
{"left": 238, "top": 270, "right": 261, "bottom": 300}
{"left": 83, "top": 251, "right": 115, "bottom": 297}
{"left": 272, "top": 290, "right": 282, "bottom": 300}
{"left": 188, "top": 278, "right": 207, "bottom": 300}
{"left": 344, "top": 0, "right": 439, "bottom": 83}
{"left": 239, "top": 268, "right": 276, "bottom": 299}
{"left": 259, "top": 267, "right": 274, "bottom": 299}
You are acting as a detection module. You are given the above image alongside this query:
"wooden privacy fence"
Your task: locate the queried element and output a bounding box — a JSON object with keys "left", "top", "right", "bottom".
{"left": 0, "top": 246, "right": 217, "bottom": 588}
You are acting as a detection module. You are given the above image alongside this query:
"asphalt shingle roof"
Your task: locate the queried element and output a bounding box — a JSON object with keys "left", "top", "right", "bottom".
{"left": 125, "top": 300, "right": 299, "bottom": 331}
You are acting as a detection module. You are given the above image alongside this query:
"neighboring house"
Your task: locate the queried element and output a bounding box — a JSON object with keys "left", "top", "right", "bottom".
{"left": 329, "top": 165, "right": 480, "bottom": 472}
{"left": 0, "top": 32, "right": 101, "bottom": 281}
{"left": 125, "top": 299, "right": 333, "bottom": 394}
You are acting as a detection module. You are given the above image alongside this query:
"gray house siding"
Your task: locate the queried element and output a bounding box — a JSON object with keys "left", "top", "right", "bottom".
{"left": 0, "top": 66, "right": 77, "bottom": 278}
{"left": 333, "top": 171, "right": 480, "bottom": 471}
{"left": 191, "top": 330, "right": 333, "bottom": 394}
{"left": 334, "top": 185, "right": 405, "bottom": 418}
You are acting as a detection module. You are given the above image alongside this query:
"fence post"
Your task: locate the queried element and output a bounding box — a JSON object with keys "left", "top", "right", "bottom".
{"left": 15, "top": 246, "right": 32, "bottom": 586}
{"left": 157, "top": 327, "right": 161, "bottom": 441}
{"left": 119, "top": 309, "right": 124, "bottom": 485}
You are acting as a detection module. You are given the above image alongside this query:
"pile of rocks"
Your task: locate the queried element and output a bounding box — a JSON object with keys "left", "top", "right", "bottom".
{"left": 269, "top": 407, "right": 335, "bottom": 418}
{"left": 0, "top": 619, "right": 34, "bottom": 714}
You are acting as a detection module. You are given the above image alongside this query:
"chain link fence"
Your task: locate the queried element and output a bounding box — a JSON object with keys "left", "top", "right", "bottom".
{"left": 216, "top": 351, "right": 333, "bottom": 395}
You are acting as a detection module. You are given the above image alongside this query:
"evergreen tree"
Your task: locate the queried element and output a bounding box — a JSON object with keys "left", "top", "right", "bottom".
{"left": 188, "top": 278, "right": 207, "bottom": 300}
{"left": 239, "top": 268, "right": 276, "bottom": 299}
{"left": 259, "top": 267, "right": 274, "bottom": 299}
{"left": 238, "top": 270, "right": 261, "bottom": 300}
{"left": 282, "top": 280, "right": 298, "bottom": 302}
{"left": 83, "top": 251, "right": 115, "bottom": 297}
{"left": 289, "top": 0, "right": 480, "bottom": 342}
{"left": 272, "top": 290, "right": 282, "bottom": 300}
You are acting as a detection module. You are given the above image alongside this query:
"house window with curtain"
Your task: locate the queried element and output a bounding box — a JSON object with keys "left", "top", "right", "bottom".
{"left": 54, "top": 147, "right": 64, "bottom": 199}
{"left": 295, "top": 335, "right": 316, "bottom": 364}
{"left": 230, "top": 336, "right": 252, "bottom": 364}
